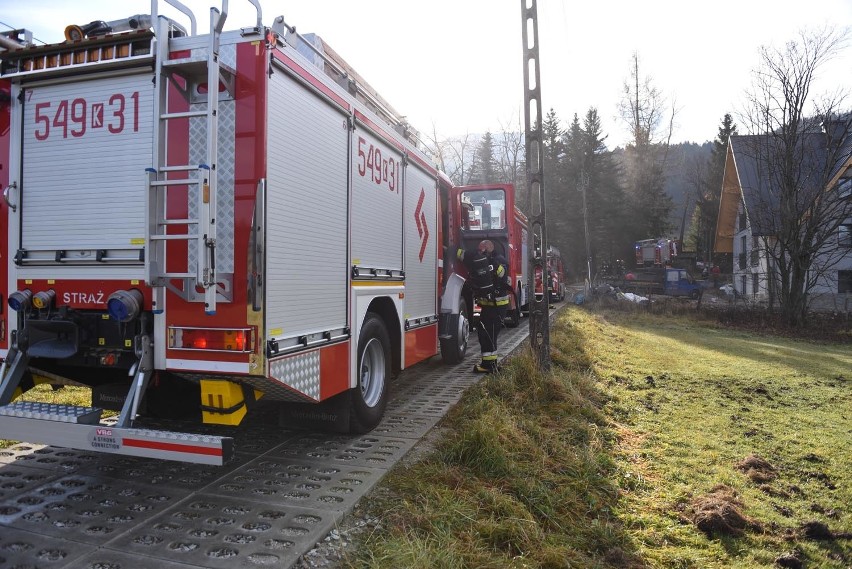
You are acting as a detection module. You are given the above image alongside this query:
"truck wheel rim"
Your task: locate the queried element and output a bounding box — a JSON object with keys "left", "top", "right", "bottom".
{"left": 360, "top": 338, "right": 385, "bottom": 408}
{"left": 457, "top": 313, "right": 469, "bottom": 351}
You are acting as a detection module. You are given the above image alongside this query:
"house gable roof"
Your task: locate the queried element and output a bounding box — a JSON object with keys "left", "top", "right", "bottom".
{"left": 715, "top": 127, "right": 851, "bottom": 254}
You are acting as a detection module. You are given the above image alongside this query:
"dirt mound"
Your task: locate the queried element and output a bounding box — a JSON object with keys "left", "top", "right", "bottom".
{"left": 799, "top": 521, "right": 835, "bottom": 540}
{"left": 736, "top": 454, "right": 777, "bottom": 483}
{"left": 690, "top": 485, "right": 759, "bottom": 537}
{"left": 774, "top": 551, "right": 803, "bottom": 568}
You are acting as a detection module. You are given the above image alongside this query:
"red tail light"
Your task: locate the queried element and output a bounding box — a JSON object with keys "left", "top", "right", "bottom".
{"left": 169, "top": 327, "right": 253, "bottom": 352}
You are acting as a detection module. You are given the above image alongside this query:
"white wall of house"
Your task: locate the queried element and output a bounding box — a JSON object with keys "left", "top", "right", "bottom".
{"left": 733, "top": 201, "right": 771, "bottom": 301}
{"left": 736, "top": 202, "right": 851, "bottom": 312}
{"left": 809, "top": 214, "right": 852, "bottom": 311}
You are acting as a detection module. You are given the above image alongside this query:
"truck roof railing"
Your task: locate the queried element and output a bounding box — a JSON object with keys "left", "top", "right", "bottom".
{"left": 0, "top": 30, "right": 157, "bottom": 78}
{"left": 150, "top": 0, "right": 262, "bottom": 37}
{"left": 0, "top": 1, "right": 264, "bottom": 78}
{"left": 0, "top": 28, "right": 33, "bottom": 53}
{"left": 153, "top": 0, "right": 197, "bottom": 36}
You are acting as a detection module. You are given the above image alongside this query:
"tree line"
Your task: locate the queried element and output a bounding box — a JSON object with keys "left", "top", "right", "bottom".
{"left": 424, "top": 23, "right": 850, "bottom": 331}
{"left": 424, "top": 53, "right": 738, "bottom": 282}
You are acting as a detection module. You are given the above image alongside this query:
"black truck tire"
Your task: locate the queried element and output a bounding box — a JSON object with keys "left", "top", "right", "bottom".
{"left": 440, "top": 301, "right": 469, "bottom": 364}
{"left": 350, "top": 314, "right": 390, "bottom": 433}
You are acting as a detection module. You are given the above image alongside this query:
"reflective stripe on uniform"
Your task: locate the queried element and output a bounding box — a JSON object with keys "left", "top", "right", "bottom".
{"left": 482, "top": 354, "right": 498, "bottom": 362}
{"left": 479, "top": 295, "right": 510, "bottom": 307}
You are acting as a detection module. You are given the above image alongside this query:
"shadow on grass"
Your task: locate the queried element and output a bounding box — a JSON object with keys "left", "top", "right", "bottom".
{"left": 585, "top": 301, "right": 850, "bottom": 382}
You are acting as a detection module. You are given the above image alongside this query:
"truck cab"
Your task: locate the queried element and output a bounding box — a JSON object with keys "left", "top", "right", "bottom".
{"left": 449, "top": 184, "right": 527, "bottom": 329}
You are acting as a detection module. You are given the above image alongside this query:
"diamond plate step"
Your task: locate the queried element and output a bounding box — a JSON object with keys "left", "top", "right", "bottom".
{"left": 0, "top": 415, "right": 234, "bottom": 466}
{"left": 0, "top": 402, "right": 102, "bottom": 424}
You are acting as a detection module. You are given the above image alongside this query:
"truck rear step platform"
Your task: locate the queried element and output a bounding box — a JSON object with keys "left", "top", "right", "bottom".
{"left": 0, "top": 402, "right": 233, "bottom": 465}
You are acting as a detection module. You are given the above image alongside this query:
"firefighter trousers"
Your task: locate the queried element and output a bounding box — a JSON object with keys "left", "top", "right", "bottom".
{"left": 477, "top": 304, "right": 506, "bottom": 369}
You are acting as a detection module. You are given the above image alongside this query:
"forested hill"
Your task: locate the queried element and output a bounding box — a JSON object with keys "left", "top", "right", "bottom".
{"left": 613, "top": 140, "right": 713, "bottom": 236}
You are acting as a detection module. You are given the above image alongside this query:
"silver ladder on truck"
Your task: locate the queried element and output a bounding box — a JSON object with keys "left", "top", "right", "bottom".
{"left": 0, "top": 0, "right": 260, "bottom": 465}
{"left": 145, "top": 0, "right": 258, "bottom": 315}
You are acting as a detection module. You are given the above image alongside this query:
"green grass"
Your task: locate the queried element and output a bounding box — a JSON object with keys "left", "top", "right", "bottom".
{"left": 0, "top": 383, "right": 92, "bottom": 449}
{"left": 577, "top": 307, "right": 851, "bottom": 568}
{"left": 349, "top": 306, "right": 851, "bottom": 568}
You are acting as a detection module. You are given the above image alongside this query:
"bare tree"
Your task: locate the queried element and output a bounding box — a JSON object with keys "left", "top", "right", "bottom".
{"left": 496, "top": 112, "right": 526, "bottom": 189}
{"left": 738, "top": 26, "right": 852, "bottom": 325}
{"left": 421, "top": 125, "right": 477, "bottom": 185}
{"left": 421, "top": 122, "right": 449, "bottom": 174}
{"left": 618, "top": 52, "right": 676, "bottom": 147}
{"left": 618, "top": 52, "right": 678, "bottom": 238}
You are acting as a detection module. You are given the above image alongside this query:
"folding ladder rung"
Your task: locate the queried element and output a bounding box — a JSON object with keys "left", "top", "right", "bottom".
{"left": 160, "top": 165, "right": 200, "bottom": 172}
{"left": 161, "top": 272, "right": 197, "bottom": 278}
{"left": 150, "top": 234, "right": 198, "bottom": 241}
{"left": 150, "top": 179, "right": 200, "bottom": 187}
{"left": 159, "top": 219, "right": 199, "bottom": 226}
{"left": 161, "top": 110, "right": 207, "bottom": 120}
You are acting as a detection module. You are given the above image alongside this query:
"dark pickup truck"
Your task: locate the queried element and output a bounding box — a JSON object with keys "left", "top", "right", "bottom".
{"left": 609, "top": 267, "right": 703, "bottom": 299}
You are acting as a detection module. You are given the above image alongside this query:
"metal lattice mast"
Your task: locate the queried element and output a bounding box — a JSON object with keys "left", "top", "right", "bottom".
{"left": 521, "top": 0, "right": 550, "bottom": 369}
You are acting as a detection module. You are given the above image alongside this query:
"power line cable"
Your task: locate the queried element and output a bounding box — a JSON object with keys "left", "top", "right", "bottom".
{"left": 0, "top": 19, "right": 48, "bottom": 45}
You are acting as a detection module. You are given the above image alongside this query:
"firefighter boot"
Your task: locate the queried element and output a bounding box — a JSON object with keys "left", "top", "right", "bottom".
{"left": 473, "top": 354, "right": 500, "bottom": 374}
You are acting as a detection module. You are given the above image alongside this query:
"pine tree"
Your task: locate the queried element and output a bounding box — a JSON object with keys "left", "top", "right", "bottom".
{"left": 553, "top": 114, "right": 583, "bottom": 274}
{"left": 541, "top": 109, "right": 568, "bottom": 258}
{"left": 468, "top": 132, "right": 498, "bottom": 185}
{"left": 581, "top": 108, "right": 627, "bottom": 274}
{"left": 619, "top": 52, "right": 674, "bottom": 242}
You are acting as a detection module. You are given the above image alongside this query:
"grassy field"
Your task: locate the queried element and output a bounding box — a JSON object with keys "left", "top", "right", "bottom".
{"left": 350, "top": 306, "right": 851, "bottom": 568}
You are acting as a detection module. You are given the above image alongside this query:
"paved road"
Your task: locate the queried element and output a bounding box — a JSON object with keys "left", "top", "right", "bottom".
{"left": 0, "top": 310, "right": 555, "bottom": 568}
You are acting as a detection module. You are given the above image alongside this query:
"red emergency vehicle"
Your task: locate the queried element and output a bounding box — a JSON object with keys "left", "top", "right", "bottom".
{"left": 0, "top": 3, "right": 470, "bottom": 465}
{"left": 448, "top": 184, "right": 528, "bottom": 328}
{"left": 534, "top": 246, "right": 565, "bottom": 302}
{"left": 635, "top": 238, "right": 679, "bottom": 266}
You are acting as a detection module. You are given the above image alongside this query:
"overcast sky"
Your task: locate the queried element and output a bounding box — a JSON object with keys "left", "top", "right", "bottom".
{"left": 3, "top": 0, "right": 851, "bottom": 148}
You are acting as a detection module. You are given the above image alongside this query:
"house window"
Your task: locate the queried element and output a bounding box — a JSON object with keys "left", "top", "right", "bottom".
{"left": 839, "top": 271, "right": 852, "bottom": 294}
{"left": 840, "top": 223, "right": 852, "bottom": 247}
{"left": 739, "top": 212, "right": 747, "bottom": 231}
{"left": 752, "top": 273, "right": 759, "bottom": 294}
{"left": 739, "top": 235, "right": 747, "bottom": 269}
{"left": 838, "top": 177, "right": 851, "bottom": 199}
{"left": 741, "top": 274, "right": 747, "bottom": 295}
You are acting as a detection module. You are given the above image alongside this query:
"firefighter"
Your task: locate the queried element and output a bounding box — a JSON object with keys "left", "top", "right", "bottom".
{"left": 457, "top": 239, "right": 510, "bottom": 373}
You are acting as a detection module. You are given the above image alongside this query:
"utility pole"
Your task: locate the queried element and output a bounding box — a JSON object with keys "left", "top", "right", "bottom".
{"left": 580, "top": 170, "right": 592, "bottom": 290}
{"left": 521, "top": 0, "right": 550, "bottom": 370}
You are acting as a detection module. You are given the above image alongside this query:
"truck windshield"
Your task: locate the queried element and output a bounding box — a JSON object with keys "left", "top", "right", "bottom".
{"left": 461, "top": 189, "right": 506, "bottom": 230}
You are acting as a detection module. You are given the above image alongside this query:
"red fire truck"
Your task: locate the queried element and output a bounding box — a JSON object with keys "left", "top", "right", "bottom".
{"left": 635, "top": 238, "right": 679, "bottom": 266}
{"left": 448, "top": 184, "right": 528, "bottom": 329}
{"left": 0, "top": 3, "right": 471, "bottom": 465}
{"left": 534, "top": 246, "right": 565, "bottom": 302}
